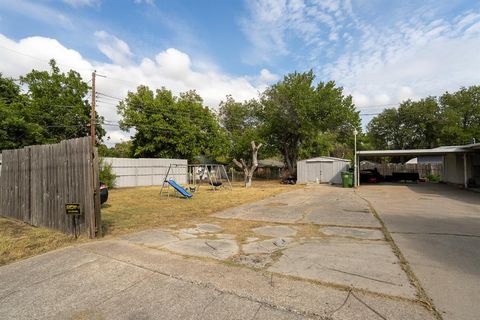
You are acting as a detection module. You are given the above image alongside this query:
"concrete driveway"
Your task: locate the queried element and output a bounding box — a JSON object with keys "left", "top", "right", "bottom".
{"left": 359, "top": 183, "right": 480, "bottom": 320}
{"left": 0, "top": 185, "right": 439, "bottom": 320}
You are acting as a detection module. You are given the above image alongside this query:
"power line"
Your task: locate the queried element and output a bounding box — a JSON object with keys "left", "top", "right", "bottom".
{"left": 0, "top": 44, "right": 404, "bottom": 121}
{"left": 357, "top": 103, "right": 400, "bottom": 110}
{"left": 97, "top": 92, "right": 123, "bottom": 101}
{"left": 97, "top": 75, "right": 144, "bottom": 87}
{"left": 0, "top": 45, "right": 94, "bottom": 73}
{"left": 96, "top": 99, "right": 118, "bottom": 106}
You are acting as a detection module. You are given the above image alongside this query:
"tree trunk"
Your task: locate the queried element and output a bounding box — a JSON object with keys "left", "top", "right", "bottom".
{"left": 284, "top": 147, "right": 296, "bottom": 176}
{"left": 245, "top": 174, "right": 253, "bottom": 188}
{"left": 233, "top": 141, "right": 263, "bottom": 188}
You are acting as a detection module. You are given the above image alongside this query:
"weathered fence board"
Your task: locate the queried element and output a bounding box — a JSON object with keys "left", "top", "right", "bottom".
{"left": 360, "top": 162, "right": 443, "bottom": 179}
{"left": 0, "top": 137, "right": 100, "bottom": 237}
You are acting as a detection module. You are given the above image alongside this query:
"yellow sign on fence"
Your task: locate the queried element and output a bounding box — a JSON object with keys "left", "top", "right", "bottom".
{"left": 65, "top": 203, "right": 81, "bottom": 215}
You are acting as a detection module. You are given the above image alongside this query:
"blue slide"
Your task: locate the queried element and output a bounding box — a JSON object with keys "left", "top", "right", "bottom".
{"left": 167, "top": 179, "right": 193, "bottom": 198}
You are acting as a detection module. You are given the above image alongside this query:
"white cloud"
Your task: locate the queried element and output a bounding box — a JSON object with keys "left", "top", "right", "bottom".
{"left": 259, "top": 68, "right": 279, "bottom": 83}
{"left": 154, "top": 48, "right": 191, "bottom": 79}
{"left": 63, "top": 0, "right": 100, "bottom": 8}
{"left": 94, "top": 30, "right": 133, "bottom": 66}
{"left": 0, "top": 0, "right": 74, "bottom": 29}
{"left": 324, "top": 9, "right": 480, "bottom": 112}
{"left": 241, "top": 0, "right": 351, "bottom": 64}
{"left": 133, "top": 0, "right": 155, "bottom": 5}
{"left": 242, "top": 1, "right": 480, "bottom": 118}
{"left": 0, "top": 34, "right": 264, "bottom": 145}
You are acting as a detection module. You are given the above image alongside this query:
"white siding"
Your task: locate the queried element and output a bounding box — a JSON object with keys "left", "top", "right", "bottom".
{"left": 297, "top": 157, "right": 350, "bottom": 184}
{"left": 103, "top": 157, "right": 187, "bottom": 187}
{"left": 444, "top": 153, "right": 476, "bottom": 185}
{"left": 444, "top": 154, "right": 462, "bottom": 184}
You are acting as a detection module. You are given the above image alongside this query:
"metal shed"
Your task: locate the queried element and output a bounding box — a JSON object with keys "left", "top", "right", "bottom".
{"left": 297, "top": 157, "right": 350, "bottom": 184}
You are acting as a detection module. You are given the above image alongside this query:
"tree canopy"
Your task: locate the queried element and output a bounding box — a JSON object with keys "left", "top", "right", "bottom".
{"left": 439, "top": 86, "right": 480, "bottom": 145}
{"left": 4, "top": 59, "right": 477, "bottom": 180}
{"left": 98, "top": 141, "right": 133, "bottom": 158}
{"left": 257, "top": 71, "right": 361, "bottom": 174}
{"left": 218, "top": 95, "right": 271, "bottom": 163}
{"left": 0, "top": 60, "right": 104, "bottom": 150}
{"left": 367, "top": 86, "right": 480, "bottom": 149}
{"left": 117, "top": 86, "right": 228, "bottom": 162}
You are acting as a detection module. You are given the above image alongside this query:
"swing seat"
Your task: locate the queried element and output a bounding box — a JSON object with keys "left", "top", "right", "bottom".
{"left": 209, "top": 181, "right": 223, "bottom": 187}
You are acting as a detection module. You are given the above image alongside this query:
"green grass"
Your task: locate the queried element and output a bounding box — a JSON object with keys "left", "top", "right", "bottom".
{"left": 0, "top": 180, "right": 300, "bottom": 266}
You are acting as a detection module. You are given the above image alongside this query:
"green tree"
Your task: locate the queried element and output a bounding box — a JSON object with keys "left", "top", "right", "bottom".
{"left": 99, "top": 158, "right": 117, "bottom": 189}
{"left": 219, "top": 96, "right": 272, "bottom": 162}
{"left": 368, "top": 108, "right": 398, "bottom": 149}
{"left": 19, "top": 59, "right": 105, "bottom": 144}
{"left": 0, "top": 60, "right": 105, "bottom": 150}
{"left": 367, "top": 87, "right": 480, "bottom": 150}
{"left": 258, "top": 71, "right": 360, "bottom": 174}
{"left": 367, "top": 97, "right": 441, "bottom": 150}
{"left": 98, "top": 141, "right": 133, "bottom": 158}
{"left": 399, "top": 97, "right": 440, "bottom": 149}
{"left": 0, "top": 74, "right": 43, "bottom": 149}
{"left": 298, "top": 132, "right": 336, "bottom": 159}
{"left": 439, "top": 86, "right": 480, "bottom": 145}
{"left": 118, "top": 86, "right": 227, "bottom": 161}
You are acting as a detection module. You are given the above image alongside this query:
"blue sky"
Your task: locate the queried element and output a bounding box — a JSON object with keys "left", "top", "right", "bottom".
{"left": 0, "top": 0, "right": 480, "bottom": 144}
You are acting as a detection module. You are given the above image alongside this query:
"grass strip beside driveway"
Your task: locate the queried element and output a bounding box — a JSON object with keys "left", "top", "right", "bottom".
{"left": 0, "top": 181, "right": 299, "bottom": 266}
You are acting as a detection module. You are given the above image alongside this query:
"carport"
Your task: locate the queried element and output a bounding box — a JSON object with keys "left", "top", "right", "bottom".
{"left": 356, "top": 143, "right": 480, "bottom": 188}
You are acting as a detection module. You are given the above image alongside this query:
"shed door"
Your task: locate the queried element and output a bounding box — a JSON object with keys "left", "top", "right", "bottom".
{"left": 319, "top": 162, "right": 333, "bottom": 182}
{"left": 306, "top": 161, "right": 333, "bottom": 183}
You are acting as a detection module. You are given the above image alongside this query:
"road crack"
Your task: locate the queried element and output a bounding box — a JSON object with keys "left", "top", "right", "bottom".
{"left": 354, "top": 190, "right": 444, "bottom": 320}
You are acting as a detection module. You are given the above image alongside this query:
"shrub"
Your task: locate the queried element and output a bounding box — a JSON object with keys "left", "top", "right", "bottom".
{"left": 99, "top": 158, "right": 117, "bottom": 188}
{"left": 426, "top": 174, "right": 441, "bottom": 183}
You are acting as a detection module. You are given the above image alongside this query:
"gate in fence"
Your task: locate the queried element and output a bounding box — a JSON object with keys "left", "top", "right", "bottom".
{"left": 0, "top": 137, "right": 101, "bottom": 238}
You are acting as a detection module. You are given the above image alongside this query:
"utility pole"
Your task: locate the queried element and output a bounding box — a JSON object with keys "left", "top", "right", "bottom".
{"left": 353, "top": 128, "right": 358, "bottom": 187}
{"left": 90, "top": 70, "right": 96, "bottom": 148}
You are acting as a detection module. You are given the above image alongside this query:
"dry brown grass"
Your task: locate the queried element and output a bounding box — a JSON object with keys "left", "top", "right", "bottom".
{"left": 0, "top": 217, "right": 87, "bottom": 266}
{"left": 0, "top": 180, "right": 299, "bottom": 266}
{"left": 101, "top": 180, "right": 301, "bottom": 237}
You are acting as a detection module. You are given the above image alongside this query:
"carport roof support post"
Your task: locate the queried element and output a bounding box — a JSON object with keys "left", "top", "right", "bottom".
{"left": 356, "top": 153, "right": 360, "bottom": 187}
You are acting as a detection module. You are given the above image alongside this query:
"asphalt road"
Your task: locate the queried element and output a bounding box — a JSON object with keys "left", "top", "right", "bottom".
{"left": 359, "top": 183, "right": 480, "bottom": 320}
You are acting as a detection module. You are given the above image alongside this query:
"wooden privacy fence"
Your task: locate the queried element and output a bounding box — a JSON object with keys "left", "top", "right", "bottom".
{"left": 0, "top": 137, "right": 101, "bottom": 238}
{"left": 360, "top": 162, "right": 443, "bottom": 179}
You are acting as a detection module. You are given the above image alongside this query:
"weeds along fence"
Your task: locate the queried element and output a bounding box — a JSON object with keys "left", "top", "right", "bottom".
{"left": 360, "top": 162, "right": 443, "bottom": 179}
{"left": 102, "top": 157, "right": 187, "bottom": 187}
{"left": 0, "top": 137, "right": 101, "bottom": 238}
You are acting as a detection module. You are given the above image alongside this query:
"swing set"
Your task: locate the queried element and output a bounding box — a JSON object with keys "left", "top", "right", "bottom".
{"left": 160, "top": 164, "right": 232, "bottom": 198}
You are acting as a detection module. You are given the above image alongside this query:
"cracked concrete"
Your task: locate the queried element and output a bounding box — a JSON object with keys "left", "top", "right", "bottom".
{"left": 269, "top": 237, "right": 416, "bottom": 299}
{"left": 0, "top": 240, "right": 434, "bottom": 320}
{"left": 320, "top": 226, "right": 384, "bottom": 240}
{"left": 120, "top": 229, "right": 179, "bottom": 247}
{"left": 243, "top": 237, "right": 297, "bottom": 254}
{"left": 214, "top": 185, "right": 380, "bottom": 227}
{"left": 0, "top": 184, "right": 445, "bottom": 320}
{"left": 252, "top": 225, "right": 297, "bottom": 237}
{"left": 359, "top": 184, "right": 480, "bottom": 320}
{"left": 179, "top": 223, "right": 224, "bottom": 235}
{"left": 163, "top": 238, "right": 239, "bottom": 260}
